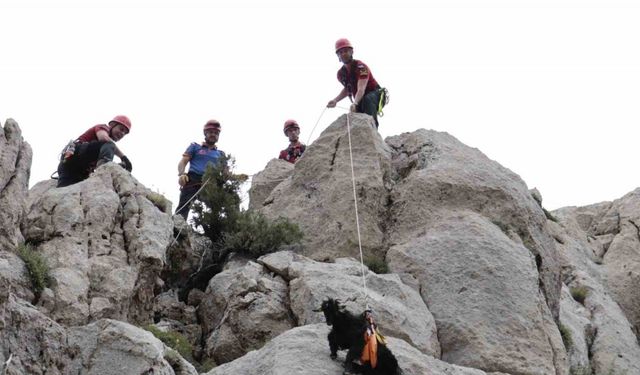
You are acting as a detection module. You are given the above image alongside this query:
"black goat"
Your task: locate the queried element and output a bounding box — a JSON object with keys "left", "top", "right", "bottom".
{"left": 317, "top": 298, "right": 402, "bottom": 375}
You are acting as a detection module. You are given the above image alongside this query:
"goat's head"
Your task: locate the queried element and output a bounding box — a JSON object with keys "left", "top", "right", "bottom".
{"left": 314, "top": 298, "right": 344, "bottom": 326}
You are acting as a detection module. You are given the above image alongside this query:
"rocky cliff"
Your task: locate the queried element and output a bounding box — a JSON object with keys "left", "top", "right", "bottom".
{"left": 2, "top": 116, "right": 639, "bottom": 375}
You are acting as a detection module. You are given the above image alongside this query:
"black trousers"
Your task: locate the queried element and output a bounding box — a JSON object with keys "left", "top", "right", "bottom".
{"left": 175, "top": 172, "right": 203, "bottom": 220}
{"left": 56, "top": 141, "right": 116, "bottom": 187}
{"left": 356, "top": 88, "right": 383, "bottom": 128}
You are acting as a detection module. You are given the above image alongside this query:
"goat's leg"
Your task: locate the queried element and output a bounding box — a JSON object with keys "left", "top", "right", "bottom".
{"left": 328, "top": 331, "right": 339, "bottom": 359}
{"left": 343, "top": 344, "right": 365, "bottom": 374}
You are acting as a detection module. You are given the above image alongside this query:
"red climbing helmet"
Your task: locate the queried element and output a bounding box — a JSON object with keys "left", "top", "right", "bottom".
{"left": 204, "top": 119, "right": 221, "bottom": 132}
{"left": 335, "top": 38, "right": 353, "bottom": 53}
{"left": 283, "top": 119, "right": 299, "bottom": 135}
{"left": 109, "top": 115, "right": 131, "bottom": 132}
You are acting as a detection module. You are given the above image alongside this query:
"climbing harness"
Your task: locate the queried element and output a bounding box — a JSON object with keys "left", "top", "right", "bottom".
{"left": 377, "top": 87, "right": 389, "bottom": 117}
{"left": 361, "top": 309, "right": 387, "bottom": 368}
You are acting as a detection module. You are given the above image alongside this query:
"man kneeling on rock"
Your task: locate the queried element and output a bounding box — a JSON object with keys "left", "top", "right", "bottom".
{"left": 56, "top": 115, "right": 133, "bottom": 188}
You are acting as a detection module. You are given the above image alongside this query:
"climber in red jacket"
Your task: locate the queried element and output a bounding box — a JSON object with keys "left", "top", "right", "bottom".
{"left": 327, "top": 38, "right": 387, "bottom": 128}
{"left": 57, "top": 115, "right": 132, "bottom": 188}
{"left": 278, "top": 119, "right": 306, "bottom": 164}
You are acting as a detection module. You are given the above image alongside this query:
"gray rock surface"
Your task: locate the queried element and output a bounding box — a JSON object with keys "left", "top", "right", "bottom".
{"left": 259, "top": 250, "right": 440, "bottom": 357}
{"left": 0, "top": 295, "right": 196, "bottom": 375}
{"left": 21, "top": 163, "right": 173, "bottom": 325}
{"left": 0, "top": 250, "right": 34, "bottom": 304}
{"left": 259, "top": 114, "right": 392, "bottom": 261}
{"left": 388, "top": 211, "right": 567, "bottom": 375}
{"left": 248, "top": 158, "right": 293, "bottom": 210}
{"left": 559, "top": 285, "right": 592, "bottom": 374}
{"left": 551, "top": 206, "right": 640, "bottom": 375}
{"left": 163, "top": 216, "right": 211, "bottom": 290}
{"left": 6, "top": 113, "right": 640, "bottom": 375}
{"left": 597, "top": 190, "right": 640, "bottom": 336}
{"left": 385, "top": 130, "right": 561, "bottom": 321}
{"left": 68, "top": 319, "right": 197, "bottom": 375}
{"left": 197, "top": 260, "right": 294, "bottom": 364}
{"left": 0, "top": 295, "right": 72, "bottom": 375}
{"left": 205, "top": 324, "right": 509, "bottom": 375}
{"left": 0, "top": 119, "right": 32, "bottom": 250}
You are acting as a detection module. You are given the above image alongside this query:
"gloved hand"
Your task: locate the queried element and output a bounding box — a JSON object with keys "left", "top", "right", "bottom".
{"left": 120, "top": 156, "right": 133, "bottom": 172}
{"left": 178, "top": 174, "right": 189, "bottom": 187}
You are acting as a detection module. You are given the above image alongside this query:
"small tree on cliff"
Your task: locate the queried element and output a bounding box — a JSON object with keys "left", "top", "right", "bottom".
{"left": 190, "top": 155, "right": 245, "bottom": 245}
{"left": 182, "top": 155, "right": 303, "bottom": 297}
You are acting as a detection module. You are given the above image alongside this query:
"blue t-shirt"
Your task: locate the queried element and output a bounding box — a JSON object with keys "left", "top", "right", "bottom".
{"left": 184, "top": 143, "right": 225, "bottom": 176}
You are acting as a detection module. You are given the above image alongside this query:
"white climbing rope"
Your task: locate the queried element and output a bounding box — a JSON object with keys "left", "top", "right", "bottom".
{"left": 345, "top": 111, "right": 370, "bottom": 309}
{"left": 305, "top": 107, "right": 328, "bottom": 146}
{"left": 169, "top": 177, "right": 212, "bottom": 247}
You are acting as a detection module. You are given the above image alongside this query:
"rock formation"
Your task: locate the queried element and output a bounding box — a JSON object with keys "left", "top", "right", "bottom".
{"left": 1, "top": 116, "right": 639, "bottom": 375}
{"left": 21, "top": 163, "right": 173, "bottom": 325}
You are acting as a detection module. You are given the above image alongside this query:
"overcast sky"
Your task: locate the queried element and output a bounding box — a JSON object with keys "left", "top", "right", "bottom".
{"left": 1, "top": 0, "right": 639, "bottom": 210}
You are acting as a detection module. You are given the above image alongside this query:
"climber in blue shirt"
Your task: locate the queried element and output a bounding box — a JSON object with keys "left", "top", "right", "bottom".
{"left": 175, "top": 120, "right": 226, "bottom": 220}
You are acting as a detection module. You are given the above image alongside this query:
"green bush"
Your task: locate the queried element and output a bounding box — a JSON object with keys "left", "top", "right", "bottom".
{"left": 145, "top": 325, "right": 219, "bottom": 372}
{"left": 222, "top": 211, "right": 303, "bottom": 258}
{"left": 570, "top": 286, "right": 589, "bottom": 304}
{"left": 183, "top": 155, "right": 304, "bottom": 293}
{"left": 146, "top": 191, "right": 171, "bottom": 213}
{"left": 191, "top": 156, "right": 245, "bottom": 245}
{"left": 558, "top": 323, "right": 573, "bottom": 350}
{"left": 144, "top": 325, "right": 194, "bottom": 363}
{"left": 605, "top": 369, "right": 629, "bottom": 375}
{"left": 364, "top": 255, "right": 389, "bottom": 274}
{"left": 543, "top": 208, "right": 558, "bottom": 222}
{"left": 569, "top": 365, "right": 592, "bottom": 375}
{"left": 16, "top": 243, "right": 51, "bottom": 295}
{"left": 199, "top": 358, "right": 217, "bottom": 372}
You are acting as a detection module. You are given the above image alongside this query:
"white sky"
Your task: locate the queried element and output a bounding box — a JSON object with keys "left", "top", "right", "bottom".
{"left": 1, "top": 0, "right": 639, "bottom": 210}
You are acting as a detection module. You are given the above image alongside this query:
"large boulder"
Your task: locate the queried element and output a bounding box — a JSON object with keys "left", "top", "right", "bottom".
{"left": 248, "top": 158, "right": 293, "bottom": 210}
{"left": 259, "top": 114, "right": 392, "bottom": 261}
{"left": 598, "top": 190, "right": 640, "bottom": 336}
{"left": 553, "top": 189, "right": 640, "bottom": 335}
{"left": 0, "top": 250, "right": 34, "bottom": 304}
{"left": 21, "top": 163, "right": 173, "bottom": 325}
{"left": 67, "top": 319, "right": 197, "bottom": 375}
{"left": 385, "top": 130, "right": 561, "bottom": 320}
{"left": 388, "top": 211, "right": 567, "bottom": 375}
{"left": 259, "top": 250, "right": 440, "bottom": 357}
{"left": 197, "top": 260, "right": 294, "bottom": 365}
{"left": 205, "top": 324, "right": 509, "bottom": 375}
{"left": 0, "top": 295, "right": 196, "bottom": 375}
{"left": 0, "top": 119, "right": 32, "bottom": 250}
{"left": 0, "top": 295, "right": 73, "bottom": 375}
{"left": 563, "top": 270, "right": 640, "bottom": 375}
{"left": 0, "top": 119, "right": 36, "bottom": 307}
{"left": 550, "top": 207, "right": 640, "bottom": 375}
{"left": 559, "top": 285, "right": 592, "bottom": 374}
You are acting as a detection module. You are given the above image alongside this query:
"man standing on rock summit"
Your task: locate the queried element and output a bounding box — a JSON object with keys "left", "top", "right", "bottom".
{"left": 327, "top": 38, "right": 387, "bottom": 128}
{"left": 56, "top": 115, "right": 132, "bottom": 188}
{"left": 176, "top": 119, "right": 226, "bottom": 220}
